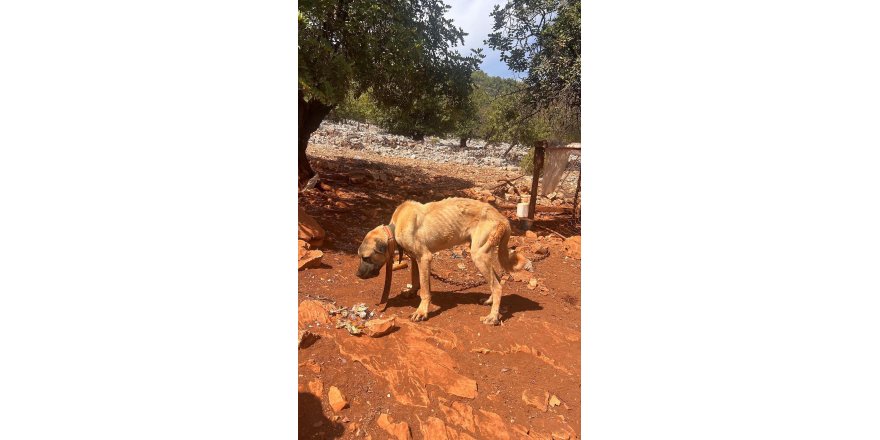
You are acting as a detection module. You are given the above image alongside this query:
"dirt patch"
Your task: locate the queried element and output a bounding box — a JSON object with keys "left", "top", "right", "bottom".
{"left": 298, "top": 143, "right": 581, "bottom": 439}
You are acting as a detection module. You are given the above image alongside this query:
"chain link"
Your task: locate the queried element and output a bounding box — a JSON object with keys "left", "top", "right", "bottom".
{"left": 429, "top": 272, "right": 488, "bottom": 290}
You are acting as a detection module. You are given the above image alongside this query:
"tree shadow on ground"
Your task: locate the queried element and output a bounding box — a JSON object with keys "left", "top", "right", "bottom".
{"left": 298, "top": 392, "right": 344, "bottom": 439}
{"left": 299, "top": 155, "right": 476, "bottom": 255}
{"left": 300, "top": 154, "right": 581, "bottom": 258}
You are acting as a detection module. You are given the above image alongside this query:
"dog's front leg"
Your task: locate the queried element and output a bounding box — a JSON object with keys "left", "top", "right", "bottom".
{"left": 410, "top": 254, "right": 432, "bottom": 322}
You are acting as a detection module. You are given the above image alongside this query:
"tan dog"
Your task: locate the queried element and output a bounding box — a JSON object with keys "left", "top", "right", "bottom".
{"left": 356, "top": 197, "right": 532, "bottom": 325}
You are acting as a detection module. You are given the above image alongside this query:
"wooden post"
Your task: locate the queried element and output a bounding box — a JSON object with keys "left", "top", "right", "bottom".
{"left": 573, "top": 170, "right": 581, "bottom": 221}
{"left": 527, "top": 141, "right": 545, "bottom": 221}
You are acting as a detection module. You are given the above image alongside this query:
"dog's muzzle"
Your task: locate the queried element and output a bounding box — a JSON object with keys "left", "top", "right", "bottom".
{"left": 356, "top": 261, "right": 382, "bottom": 279}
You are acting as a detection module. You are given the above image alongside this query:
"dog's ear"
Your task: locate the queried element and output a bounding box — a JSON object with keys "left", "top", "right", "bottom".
{"left": 374, "top": 238, "right": 388, "bottom": 255}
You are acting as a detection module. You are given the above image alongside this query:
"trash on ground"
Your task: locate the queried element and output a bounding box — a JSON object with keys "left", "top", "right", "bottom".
{"left": 330, "top": 303, "right": 378, "bottom": 336}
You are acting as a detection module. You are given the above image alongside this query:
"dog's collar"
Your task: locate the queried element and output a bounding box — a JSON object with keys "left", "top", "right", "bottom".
{"left": 382, "top": 224, "right": 394, "bottom": 244}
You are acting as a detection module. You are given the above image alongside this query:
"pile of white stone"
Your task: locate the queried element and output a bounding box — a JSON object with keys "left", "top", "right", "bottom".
{"left": 309, "top": 121, "right": 540, "bottom": 170}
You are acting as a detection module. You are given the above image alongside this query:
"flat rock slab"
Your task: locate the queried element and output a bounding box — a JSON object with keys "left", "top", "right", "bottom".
{"left": 334, "top": 321, "right": 476, "bottom": 407}
{"left": 298, "top": 207, "right": 325, "bottom": 247}
{"left": 377, "top": 413, "right": 412, "bottom": 440}
{"left": 298, "top": 300, "right": 333, "bottom": 329}
{"left": 522, "top": 388, "right": 550, "bottom": 412}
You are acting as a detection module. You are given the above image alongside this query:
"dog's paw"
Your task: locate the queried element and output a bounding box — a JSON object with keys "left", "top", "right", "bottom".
{"left": 410, "top": 309, "right": 428, "bottom": 322}
{"left": 480, "top": 313, "right": 501, "bottom": 325}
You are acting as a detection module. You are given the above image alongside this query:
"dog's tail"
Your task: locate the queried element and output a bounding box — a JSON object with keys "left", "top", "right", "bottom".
{"left": 497, "top": 224, "right": 533, "bottom": 273}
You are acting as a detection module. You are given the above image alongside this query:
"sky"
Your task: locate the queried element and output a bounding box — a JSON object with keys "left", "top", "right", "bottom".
{"left": 443, "top": 0, "right": 519, "bottom": 79}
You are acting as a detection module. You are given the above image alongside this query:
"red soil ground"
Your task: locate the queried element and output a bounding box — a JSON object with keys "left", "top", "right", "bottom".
{"left": 298, "top": 145, "right": 581, "bottom": 439}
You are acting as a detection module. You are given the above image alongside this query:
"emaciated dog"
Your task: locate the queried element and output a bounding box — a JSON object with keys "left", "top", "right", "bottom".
{"left": 356, "top": 197, "right": 532, "bottom": 325}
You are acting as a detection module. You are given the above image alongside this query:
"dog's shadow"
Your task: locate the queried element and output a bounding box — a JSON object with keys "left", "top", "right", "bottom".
{"left": 383, "top": 290, "right": 542, "bottom": 321}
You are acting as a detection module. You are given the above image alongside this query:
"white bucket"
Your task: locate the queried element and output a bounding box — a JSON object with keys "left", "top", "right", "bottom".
{"left": 516, "top": 202, "right": 530, "bottom": 218}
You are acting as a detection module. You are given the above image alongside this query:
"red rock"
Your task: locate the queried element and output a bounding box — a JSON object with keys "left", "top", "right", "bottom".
{"left": 334, "top": 322, "right": 477, "bottom": 407}
{"left": 298, "top": 240, "right": 323, "bottom": 270}
{"left": 448, "top": 378, "right": 478, "bottom": 400}
{"left": 476, "top": 410, "right": 510, "bottom": 440}
{"left": 377, "top": 414, "right": 412, "bottom": 440}
{"left": 439, "top": 399, "right": 476, "bottom": 433}
{"left": 525, "top": 230, "right": 538, "bottom": 239}
{"left": 528, "top": 278, "right": 538, "bottom": 290}
{"left": 522, "top": 388, "right": 549, "bottom": 412}
{"left": 328, "top": 386, "right": 348, "bottom": 412}
{"left": 298, "top": 207, "right": 325, "bottom": 247}
{"left": 552, "top": 429, "right": 573, "bottom": 439}
{"left": 509, "top": 271, "right": 532, "bottom": 282}
{"left": 420, "top": 416, "right": 450, "bottom": 440}
{"left": 364, "top": 316, "right": 396, "bottom": 338}
{"left": 307, "top": 379, "right": 323, "bottom": 398}
{"left": 528, "top": 416, "right": 577, "bottom": 440}
{"left": 531, "top": 244, "right": 550, "bottom": 256}
{"left": 549, "top": 394, "right": 562, "bottom": 408}
{"left": 298, "top": 300, "right": 332, "bottom": 329}
{"left": 512, "top": 424, "right": 530, "bottom": 437}
{"left": 563, "top": 236, "right": 580, "bottom": 260}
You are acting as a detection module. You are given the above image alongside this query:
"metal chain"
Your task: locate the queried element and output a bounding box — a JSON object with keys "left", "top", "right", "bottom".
{"left": 429, "top": 272, "right": 488, "bottom": 290}
{"left": 529, "top": 251, "right": 551, "bottom": 263}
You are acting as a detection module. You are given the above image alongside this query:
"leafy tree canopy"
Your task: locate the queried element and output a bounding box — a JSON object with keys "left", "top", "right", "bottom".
{"left": 298, "top": 0, "right": 482, "bottom": 121}
{"left": 486, "top": 0, "right": 580, "bottom": 140}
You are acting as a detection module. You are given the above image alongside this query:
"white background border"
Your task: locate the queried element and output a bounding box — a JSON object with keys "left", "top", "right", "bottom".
{"left": 1, "top": 0, "right": 878, "bottom": 438}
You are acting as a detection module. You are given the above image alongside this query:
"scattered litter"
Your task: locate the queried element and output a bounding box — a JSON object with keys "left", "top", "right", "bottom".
{"left": 330, "top": 303, "right": 377, "bottom": 335}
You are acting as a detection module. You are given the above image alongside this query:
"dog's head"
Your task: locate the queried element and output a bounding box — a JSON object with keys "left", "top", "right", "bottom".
{"left": 356, "top": 225, "right": 391, "bottom": 279}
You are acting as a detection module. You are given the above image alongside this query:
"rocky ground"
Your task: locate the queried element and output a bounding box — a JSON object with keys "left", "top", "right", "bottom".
{"left": 311, "top": 121, "right": 580, "bottom": 180}
{"left": 298, "top": 128, "right": 581, "bottom": 440}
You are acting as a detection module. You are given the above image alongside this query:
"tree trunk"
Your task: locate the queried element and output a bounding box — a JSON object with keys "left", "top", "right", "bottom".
{"left": 298, "top": 90, "right": 334, "bottom": 183}
{"left": 459, "top": 136, "right": 467, "bottom": 149}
